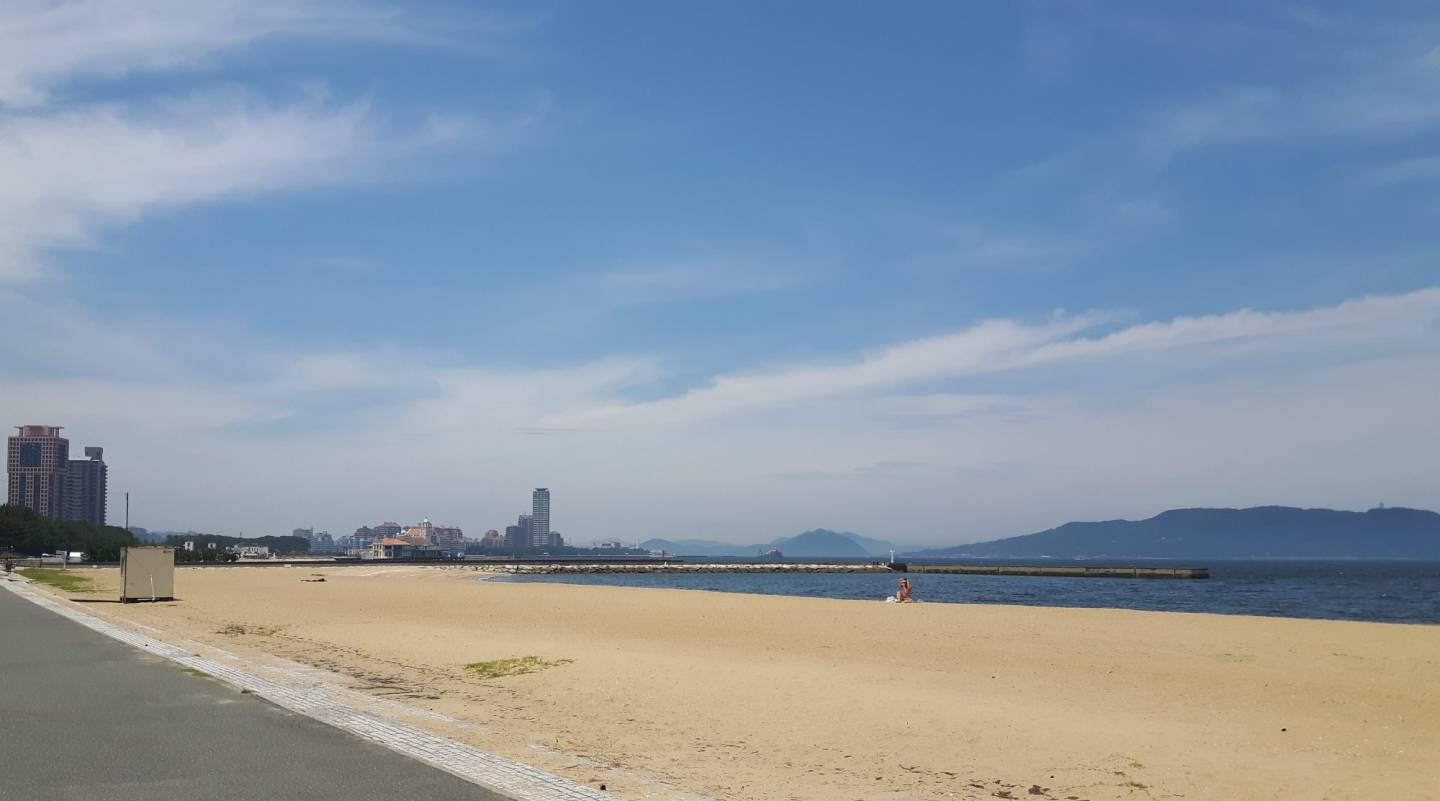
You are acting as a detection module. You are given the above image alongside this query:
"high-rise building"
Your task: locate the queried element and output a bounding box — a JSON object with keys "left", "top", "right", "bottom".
{"left": 292, "top": 527, "right": 314, "bottom": 541}
{"left": 7, "top": 425, "right": 70, "bottom": 520}
{"left": 432, "top": 524, "right": 464, "bottom": 555}
{"left": 63, "top": 446, "right": 107, "bottom": 526}
{"left": 350, "top": 526, "right": 376, "bottom": 550}
{"left": 372, "top": 522, "right": 403, "bottom": 539}
{"left": 531, "top": 488, "right": 551, "bottom": 548}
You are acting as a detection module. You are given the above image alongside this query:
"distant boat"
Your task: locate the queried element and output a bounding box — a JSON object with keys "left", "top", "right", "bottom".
{"left": 760, "top": 548, "right": 783, "bottom": 558}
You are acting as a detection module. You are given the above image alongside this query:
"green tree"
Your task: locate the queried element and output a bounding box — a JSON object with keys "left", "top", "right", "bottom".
{"left": 0, "top": 504, "right": 137, "bottom": 561}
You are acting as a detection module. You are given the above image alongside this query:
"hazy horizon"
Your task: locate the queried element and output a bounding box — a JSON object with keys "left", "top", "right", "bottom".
{"left": 3, "top": 3, "right": 1439, "bottom": 547}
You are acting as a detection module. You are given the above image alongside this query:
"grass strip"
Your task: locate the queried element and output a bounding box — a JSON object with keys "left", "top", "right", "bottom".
{"left": 18, "top": 568, "right": 99, "bottom": 593}
{"left": 464, "top": 656, "right": 573, "bottom": 679}
{"left": 217, "top": 623, "right": 283, "bottom": 636}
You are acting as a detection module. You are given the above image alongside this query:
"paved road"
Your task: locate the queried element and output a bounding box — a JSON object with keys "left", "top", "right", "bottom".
{"left": 0, "top": 587, "right": 505, "bottom": 801}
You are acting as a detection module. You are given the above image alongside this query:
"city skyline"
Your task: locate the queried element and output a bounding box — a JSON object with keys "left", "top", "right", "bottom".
{"left": 1, "top": 4, "right": 1438, "bottom": 546}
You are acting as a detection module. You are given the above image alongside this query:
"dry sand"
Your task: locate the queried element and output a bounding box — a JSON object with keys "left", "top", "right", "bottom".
{"left": 29, "top": 565, "right": 1440, "bottom": 801}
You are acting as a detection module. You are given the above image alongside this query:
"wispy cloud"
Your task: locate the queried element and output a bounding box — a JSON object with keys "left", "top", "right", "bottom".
{"left": 1136, "top": 17, "right": 1440, "bottom": 161}
{"left": 1004, "top": 9, "right": 1440, "bottom": 222}
{"left": 539, "top": 288, "right": 1440, "bottom": 428}
{"left": 540, "top": 313, "right": 1107, "bottom": 428}
{"left": 0, "top": 0, "right": 503, "bottom": 108}
{"left": 3, "top": 93, "right": 390, "bottom": 280}
{"left": 0, "top": 1, "right": 530, "bottom": 282}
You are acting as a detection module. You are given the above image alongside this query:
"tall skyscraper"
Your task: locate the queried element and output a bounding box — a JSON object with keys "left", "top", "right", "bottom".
{"left": 531, "top": 488, "right": 551, "bottom": 548}
{"left": 7, "top": 425, "right": 70, "bottom": 520}
{"left": 63, "top": 446, "right": 107, "bottom": 526}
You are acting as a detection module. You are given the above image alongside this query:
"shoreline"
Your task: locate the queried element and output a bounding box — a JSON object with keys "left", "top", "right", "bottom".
{"left": 491, "top": 566, "right": 1440, "bottom": 626}
{"left": 27, "top": 565, "right": 1440, "bottom": 801}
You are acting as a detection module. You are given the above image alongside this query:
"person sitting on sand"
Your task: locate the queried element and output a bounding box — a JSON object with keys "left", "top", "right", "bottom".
{"left": 896, "top": 577, "right": 914, "bottom": 603}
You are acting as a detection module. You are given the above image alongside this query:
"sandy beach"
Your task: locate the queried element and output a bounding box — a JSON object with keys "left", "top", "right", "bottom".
{"left": 26, "top": 565, "right": 1440, "bottom": 801}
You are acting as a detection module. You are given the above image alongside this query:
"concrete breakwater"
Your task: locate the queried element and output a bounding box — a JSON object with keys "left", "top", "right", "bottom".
{"left": 480, "top": 562, "right": 893, "bottom": 575}
{"left": 477, "top": 562, "right": 1208, "bottom": 579}
{"left": 902, "top": 563, "right": 1209, "bottom": 579}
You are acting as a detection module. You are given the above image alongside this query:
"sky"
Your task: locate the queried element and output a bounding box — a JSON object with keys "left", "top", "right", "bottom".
{"left": 2, "top": 1, "right": 1438, "bottom": 547}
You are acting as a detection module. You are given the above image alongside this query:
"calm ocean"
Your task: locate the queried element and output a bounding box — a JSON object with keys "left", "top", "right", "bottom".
{"left": 497, "top": 558, "right": 1440, "bottom": 624}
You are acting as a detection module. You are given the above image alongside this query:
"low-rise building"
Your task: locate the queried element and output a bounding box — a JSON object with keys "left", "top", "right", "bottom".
{"left": 367, "top": 537, "right": 446, "bottom": 560}
{"left": 368, "top": 537, "right": 413, "bottom": 559}
{"left": 400, "top": 525, "right": 431, "bottom": 547}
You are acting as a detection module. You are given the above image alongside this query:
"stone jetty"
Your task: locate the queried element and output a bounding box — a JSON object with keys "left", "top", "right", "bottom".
{"left": 477, "top": 562, "right": 893, "bottom": 575}
{"left": 472, "top": 562, "right": 1208, "bottom": 579}
{"left": 900, "top": 563, "right": 1208, "bottom": 579}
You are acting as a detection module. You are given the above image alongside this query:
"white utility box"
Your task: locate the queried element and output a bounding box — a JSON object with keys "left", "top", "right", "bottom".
{"left": 120, "top": 546, "right": 175, "bottom": 602}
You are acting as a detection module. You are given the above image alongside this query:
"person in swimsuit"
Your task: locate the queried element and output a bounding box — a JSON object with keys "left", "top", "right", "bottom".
{"left": 896, "top": 577, "right": 913, "bottom": 603}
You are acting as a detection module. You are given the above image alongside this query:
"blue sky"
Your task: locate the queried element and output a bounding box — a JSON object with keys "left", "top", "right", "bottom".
{"left": 2, "top": 1, "right": 1438, "bottom": 545}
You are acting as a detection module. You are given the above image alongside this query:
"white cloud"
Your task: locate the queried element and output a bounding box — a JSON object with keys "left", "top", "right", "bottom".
{"left": 0, "top": 1, "right": 522, "bottom": 282}
{"left": 0, "top": 93, "right": 396, "bottom": 280}
{"left": 540, "top": 288, "right": 1440, "bottom": 429}
{"left": 1023, "top": 288, "right": 1440, "bottom": 366}
{"left": 0, "top": 0, "right": 469, "bottom": 108}
{"left": 538, "top": 314, "right": 1109, "bottom": 428}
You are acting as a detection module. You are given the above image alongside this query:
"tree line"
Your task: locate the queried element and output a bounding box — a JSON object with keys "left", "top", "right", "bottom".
{"left": 163, "top": 533, "right": 310, "bottom": 562}
{"left": 0, "top": 504, "right": 137, "bottom": 561}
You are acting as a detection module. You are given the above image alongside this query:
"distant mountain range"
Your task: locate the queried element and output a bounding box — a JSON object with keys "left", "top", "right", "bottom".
{"left": 641, "top": 529, "right": 900, "bottom": 558}
{"left": 643, "top": 507, "right": 1440, "bottom": 560}
{"left": 128, "top": 528, "right": 213, "bottom": 544}
{"left": 907, "top": 506, "right": 1440, "bottom": 559}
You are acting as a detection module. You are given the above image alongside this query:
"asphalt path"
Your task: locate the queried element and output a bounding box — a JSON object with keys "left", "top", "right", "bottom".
{"left": 0, "top": 587, "right": 505, "bottom": 801}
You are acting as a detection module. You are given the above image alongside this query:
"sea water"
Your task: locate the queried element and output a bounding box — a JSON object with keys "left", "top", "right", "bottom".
{"left": 495, "top": 559, "right": 1440, "bottom": 624}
